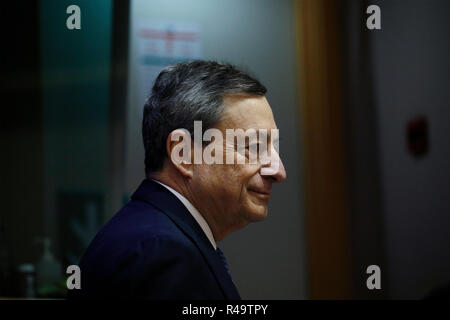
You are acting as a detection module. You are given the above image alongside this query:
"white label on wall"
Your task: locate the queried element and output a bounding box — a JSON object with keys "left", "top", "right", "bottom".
{"left": 134, "top": 20, "right": 203, "bottom": 116}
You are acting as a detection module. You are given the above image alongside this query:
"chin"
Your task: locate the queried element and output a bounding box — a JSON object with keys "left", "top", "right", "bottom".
{"left": 245, "top": 205, "right": 268, "bottom": 222}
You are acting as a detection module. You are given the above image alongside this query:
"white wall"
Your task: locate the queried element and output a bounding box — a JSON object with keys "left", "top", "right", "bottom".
{"left": 125, "top": 0, "right": 307, "bottom": 299}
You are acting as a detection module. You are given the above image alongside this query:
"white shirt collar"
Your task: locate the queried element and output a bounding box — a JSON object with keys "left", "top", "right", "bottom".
{"left": 152, "top": 179, "right": 217, "bottom": 250}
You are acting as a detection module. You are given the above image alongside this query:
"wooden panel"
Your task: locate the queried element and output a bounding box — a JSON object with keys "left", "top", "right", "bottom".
{"left": 293, "top": 0, "right": 353, "bottom": 299}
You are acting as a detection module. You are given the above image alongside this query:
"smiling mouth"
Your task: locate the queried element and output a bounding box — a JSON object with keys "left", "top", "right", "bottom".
{"left": 248, "top": 189, "right": 271, "bottom": 199}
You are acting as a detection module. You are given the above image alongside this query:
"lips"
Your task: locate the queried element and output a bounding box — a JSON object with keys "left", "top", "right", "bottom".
{"left": 248, "top": 188, "right": 272, "bottom": 196}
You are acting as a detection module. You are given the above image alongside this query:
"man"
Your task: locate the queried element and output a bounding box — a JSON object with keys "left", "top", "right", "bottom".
{"left": 72, "top": 61, "right": 286, "bottom": 299}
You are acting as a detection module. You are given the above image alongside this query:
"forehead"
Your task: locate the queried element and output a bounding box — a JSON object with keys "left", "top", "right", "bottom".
{"left": 217, "top": 94, "right": 276, "bottom": 130}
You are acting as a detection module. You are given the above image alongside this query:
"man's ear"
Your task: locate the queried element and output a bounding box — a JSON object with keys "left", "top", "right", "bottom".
{"left": 166, "top": 129, "right": 194, "bottom": 178}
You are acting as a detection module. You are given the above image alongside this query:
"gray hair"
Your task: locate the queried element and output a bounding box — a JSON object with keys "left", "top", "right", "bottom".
{"left": 142, "top": 60, "right": 267, "bottom": 174}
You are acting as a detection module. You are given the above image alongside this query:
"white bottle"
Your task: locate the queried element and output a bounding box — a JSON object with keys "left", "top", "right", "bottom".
{"left": 35, "top": 238, "right": 62, "bottom": 292}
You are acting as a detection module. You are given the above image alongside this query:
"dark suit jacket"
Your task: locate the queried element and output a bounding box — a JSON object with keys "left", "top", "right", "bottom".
{"left": 70, "top": 179, "right": 241, "bottom": 299}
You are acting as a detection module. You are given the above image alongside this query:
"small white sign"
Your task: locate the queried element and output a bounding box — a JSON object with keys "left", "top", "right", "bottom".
{"left": 134, "top": 20, "right": 203, "bottom": 114}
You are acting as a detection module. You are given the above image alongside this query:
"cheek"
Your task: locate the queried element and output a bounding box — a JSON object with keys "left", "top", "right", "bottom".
{"left": 198, "top": 164, "right": 238, "bottom": 194}
{"left": 197, "top": 163, "right": 261, "bottom": 202}
{"left": 235, "top": 165, "right": 262, "bottom": 195}
{"left": 246, "top": 170, "right": 265, "bottom": 188}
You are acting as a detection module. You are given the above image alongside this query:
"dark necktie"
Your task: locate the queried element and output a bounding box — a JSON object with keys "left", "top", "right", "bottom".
{"left": 216, "top": 247, "right": 231, "bottom": 277}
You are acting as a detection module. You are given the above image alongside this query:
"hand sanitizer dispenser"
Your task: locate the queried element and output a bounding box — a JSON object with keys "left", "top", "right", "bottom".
{"left": 35, "top": 237, "right": 62, "bottom": 296}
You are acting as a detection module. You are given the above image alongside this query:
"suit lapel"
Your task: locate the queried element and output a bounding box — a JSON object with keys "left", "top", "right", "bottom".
{"left": 131, "top": 179, "right": 241, "bottom": 300}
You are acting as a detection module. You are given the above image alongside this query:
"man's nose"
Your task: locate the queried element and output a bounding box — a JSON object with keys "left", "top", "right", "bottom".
{"left": 260, "top": 149, "right": 287, "bottom": 182}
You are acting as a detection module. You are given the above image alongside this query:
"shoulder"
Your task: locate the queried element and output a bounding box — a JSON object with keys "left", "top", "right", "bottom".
{"left": 74, "top": 198, "right": 223, "bottom": 298}
{"left": 96, "top": 198, "right": 183, "bottom": 244}
{"left": 78, "top": 198, "right": 187, "bottom": 277}
{"left": 79, "top": 198, "right": 204, "bottom": 276}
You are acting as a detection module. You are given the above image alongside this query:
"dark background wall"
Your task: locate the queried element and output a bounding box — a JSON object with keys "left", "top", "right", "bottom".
{"left": 371, "top": 0, "right": 450, "bottom": 299}
{"left": 39, "top": 0, "right": 112, "bottom": 263}
{"left": 343, "top": 0, "right": 450, "bottom": 299}
{"left": 0, "top": 1, "right": 44, "bottom": 273}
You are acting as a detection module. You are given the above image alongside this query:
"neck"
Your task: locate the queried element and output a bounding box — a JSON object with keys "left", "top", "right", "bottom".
{"left": 148, "top": 169, "right": 232, "bottom": 242}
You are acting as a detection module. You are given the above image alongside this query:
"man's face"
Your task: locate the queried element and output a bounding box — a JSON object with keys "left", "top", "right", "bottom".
{"left": 190, "top": 94, "right": 286, "bottom": 233}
